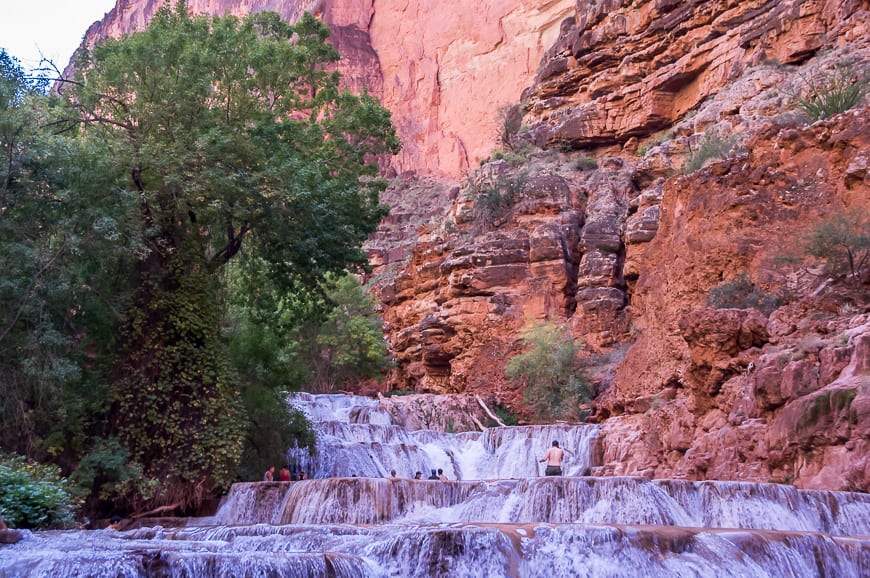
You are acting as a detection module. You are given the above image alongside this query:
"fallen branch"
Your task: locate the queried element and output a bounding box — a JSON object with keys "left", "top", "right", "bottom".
{"left": 130, "top": 501, "right": 183, "bottom": 520}
{"left": 470, "top": 414, "right": 487, "bottom": 432}
{"left": 475, "top": 394, "right": 506, "bottom": 427}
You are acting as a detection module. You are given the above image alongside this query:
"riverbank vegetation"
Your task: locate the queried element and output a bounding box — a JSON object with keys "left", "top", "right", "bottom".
{"left": 0, "top": 1, "right": 398, "bottom": 525}
{"left": 505, "top": 321, "right": 593, "bottom": 421}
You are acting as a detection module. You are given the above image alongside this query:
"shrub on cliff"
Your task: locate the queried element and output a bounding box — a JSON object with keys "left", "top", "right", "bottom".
{"left": 802, "top": 210, "right": 870, "bottom": 285}
{"left": 706, "top": 274, "right": 781, "bottom": 315}
{"left": 467, "top": 166, "right": 527, "bottom": 230}
{"left": 496, "top": 103, "right": 524, "bottom": 151}
{"left": 505, "top": 321, "right": 593, "bottom": 422}
{"left": 681, "top": 130, "right": 743, "bottom": 174}
{"left": 0, "top": 454, "right": 79, "bottom": 529}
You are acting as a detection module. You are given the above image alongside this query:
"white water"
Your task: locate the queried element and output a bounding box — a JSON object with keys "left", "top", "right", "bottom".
{"left": 288, "top": 393, "right": 600, "bottom": 480}
{"left": 208, "top": 477, "right": 870, "bottom": 535}
{"left": 2, "top": 393, "right": 869, "bottom": 577}
{"left": 3, "top": 522, "right": 868, "bottom": 577}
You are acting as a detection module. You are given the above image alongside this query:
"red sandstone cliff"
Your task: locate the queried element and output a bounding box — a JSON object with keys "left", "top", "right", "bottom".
{"left": 366, "top": 0, "right": 870, "bottom": 491}
{"left": 72, "top": 0, "right": 573, "bottom": 177}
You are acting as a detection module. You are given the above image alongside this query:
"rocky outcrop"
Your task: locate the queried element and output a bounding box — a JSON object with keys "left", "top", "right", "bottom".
{"left": 598, "top": 315, "right": 869, "bottom": 491}
{"left": 377, "top": 393, "right": 503, "bottom": 432}
{"left": 72, "top": 0, "right": 575, "bottom": 177}
{"left": 521, "top": 0, "right": 870, "bottom": 150}
{"left": 0, "top": 532, "right": 20, "bottom": 544}
{"left": 377, "top": 31, "right": 870, "bottom": 490}
{"left": 377, "top": 155, "right": 637, "bottom": 403}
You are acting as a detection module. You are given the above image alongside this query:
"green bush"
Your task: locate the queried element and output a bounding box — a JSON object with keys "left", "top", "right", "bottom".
{"left": 0, "top": 454, "right": 79, "bottom": 529}
{"left": 70, "top": 438, "right": 157, "bottom": 516}
{"left": 492, "top": 404, "right": 520, "bottom": 426}
{"left": 681, "top": 130, "right": 742, "bottom": 174}
{"left": 312, "top": 273, "right": 394, "bottom": 391}
{"left": 505, "top": 321, "right": 593, "bottom": 422}
{"left": 575, "top": 155, "right": 598, "bottom": 171}
{"left": 236, "top": 386, "right": 315, "bottom": 482}
{"left": 706, "top": 273, "right": 781, "bottom": 315}
{"left": 802, "top": 209, "right": 870, "bottom": 284}
{"left": 487, "top": 149, "right": 528, "bottom": 166}
{"left": 795, "top": 64, "right": 868, "bottom": 121}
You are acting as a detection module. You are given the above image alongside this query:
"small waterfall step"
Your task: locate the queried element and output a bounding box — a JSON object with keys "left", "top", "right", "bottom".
{"left": 3, "top": 520, "right": 868, "bottom": 578}
{"left": 209, "top": 476, "right": 870, "bottom": 537}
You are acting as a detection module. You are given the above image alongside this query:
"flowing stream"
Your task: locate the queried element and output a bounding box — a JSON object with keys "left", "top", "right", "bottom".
{"left": 1, "top": 393, "right": 868, "bottom": 577}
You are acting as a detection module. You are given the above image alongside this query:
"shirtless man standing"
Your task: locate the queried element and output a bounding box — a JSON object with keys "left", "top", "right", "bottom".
{"left": 539, "top": 440, "right": 564, "bottom": 476}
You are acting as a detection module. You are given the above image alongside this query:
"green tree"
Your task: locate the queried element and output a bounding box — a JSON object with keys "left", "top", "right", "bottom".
{"left": 62, "top": 3, "right": 399, "bottom": 512}
{"left": 505, "top": 321, "right": 592, "bottom": 421}
{"left": 227, "top": 268, "right": 391, "bottom": 389}
{"left": 310, "top": 273, "right": 392, "bottom": 391}
{"left": 0, "top": 49, "right": 135, "bottom": 466}
{"left": 234, "top": 385, "right": 315, "bottom": 482}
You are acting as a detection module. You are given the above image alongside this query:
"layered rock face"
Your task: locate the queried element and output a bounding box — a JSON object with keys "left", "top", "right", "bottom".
{"left": 599, "top": 108, "right": 870, "bottom": 491}
{"left": 376, "top": 155, "right": 635, "bottom": 401}
{"left": 522, "top": 0, "right": 870, "bottom": 149}
{"left": 371, "top": 1, "right": 870, "bottom": 491}
{"left": 74, "top": 0, "right": 574, "bottom": 177}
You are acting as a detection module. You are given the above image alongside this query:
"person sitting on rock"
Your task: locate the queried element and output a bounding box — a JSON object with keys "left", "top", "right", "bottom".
{"left": 414, "top": 471, "right": 422, "bottom": 479}
{"left": 539, "top": 440, "right": 564, "bottom": 476}
{"left": 263, "top": 466, "right": 275, "bottom": 481}
{"left": 279, "top": 467, "right": 291, "bottom": 482}
{"left": 437, "top": 468, "right": 448, "bottom": 481}
{"left": 427, "top": 469, "right": 439, "bottom": 480}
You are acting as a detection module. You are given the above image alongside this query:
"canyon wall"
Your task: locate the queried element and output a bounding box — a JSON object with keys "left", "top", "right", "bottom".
{"left": 367, "top": 0, "right": 870, "bottom": 491}
{"left": 74, "top": 0, "right": 574, "bottom": 177}
{"left": 521, "top": 0, "right": 870, "bottom": 149}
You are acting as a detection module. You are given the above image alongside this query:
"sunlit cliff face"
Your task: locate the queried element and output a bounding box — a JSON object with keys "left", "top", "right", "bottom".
{"left": 75, "top": 0, "right": 576, "bottom": 177}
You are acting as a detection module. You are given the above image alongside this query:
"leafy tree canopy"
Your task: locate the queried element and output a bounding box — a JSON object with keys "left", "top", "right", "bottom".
{"left": 66, "top": 3, "right": 399, "bottom": 285}
{"left": 1, "top": 49, "right": 133, "bottom": 462}
{"left": 45, "top": 2, "right": 400, "bottom": 513}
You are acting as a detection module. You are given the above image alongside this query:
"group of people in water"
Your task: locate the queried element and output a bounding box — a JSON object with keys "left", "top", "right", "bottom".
{"left": 394, "top": 468, "right": 449, "bottom": 480}
{"left": 262, "top": 440, "right": 566, "bottom": 482}
{"left": 263, "top": 465, "right": 307, "bottom": 482}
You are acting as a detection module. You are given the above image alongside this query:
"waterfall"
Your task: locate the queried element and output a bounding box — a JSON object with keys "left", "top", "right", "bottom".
{"left": 287, "top": 393, "right": 601, "bottom": 480}
{"left": 3, "top": 520, "right": 868, "bottom": 577}
{"left": 2, "top": 393, "right": 869, "bottom": 578}
{"left": 207, "top": 477, "right": 870, "bottom": 536}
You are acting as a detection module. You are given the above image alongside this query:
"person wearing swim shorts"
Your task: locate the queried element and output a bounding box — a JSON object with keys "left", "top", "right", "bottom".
{"left": 539, "top": 440, "right": 564, "bottom": 476}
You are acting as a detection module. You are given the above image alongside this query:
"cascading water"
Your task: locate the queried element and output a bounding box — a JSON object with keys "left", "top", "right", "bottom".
{"left": 2, "top": 393, "right": 869, "bottom": 577}
{"left": 286, "top": 393, "right": 600, "bottom": 480}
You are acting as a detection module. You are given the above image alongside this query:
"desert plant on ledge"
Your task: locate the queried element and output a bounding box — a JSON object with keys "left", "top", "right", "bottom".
{"left": 794, "top": 63, "right": 869, "bottom": 122}
{"left": 681, "top": 129, "right": 744, "bottom": 174}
